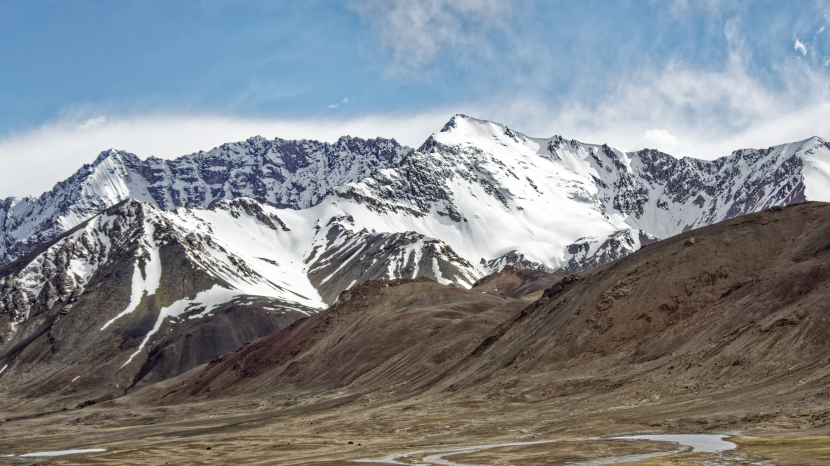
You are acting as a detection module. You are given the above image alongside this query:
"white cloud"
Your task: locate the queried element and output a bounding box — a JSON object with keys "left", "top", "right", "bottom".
{"left": 76, "top": 116, "right": 107, "bottom": 130}
{"left": 819, "top": 26, "right": 826, "bottom": 33}
{"left": 795, "top": 38, "right": 808, "bottom": 55}
{"left": 464, "top": 27, "right": 830, "bottom": 161}
{"left": 0, "top": 112, "right": 451, "bottom": 198}
{"left": 349, "top": 0, "right": 506, "bottom": 69}
{"left": 327, "top": 98, "right": 349, "bottom": 109}
{"left": 634, "top": 129, "right": 682, "bottom": 152}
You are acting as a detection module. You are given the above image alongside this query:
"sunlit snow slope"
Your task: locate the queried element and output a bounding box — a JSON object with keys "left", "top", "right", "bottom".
{"left": 331, "top": 115, "right": 827, "bottom": 272}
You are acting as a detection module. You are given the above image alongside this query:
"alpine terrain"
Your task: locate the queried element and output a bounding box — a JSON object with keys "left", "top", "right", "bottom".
{"left": 1, "top": 116, "right": 830, "bottom": 465}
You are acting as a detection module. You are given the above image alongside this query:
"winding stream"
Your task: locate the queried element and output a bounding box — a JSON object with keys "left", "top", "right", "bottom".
{"left": 355, "top": 434, "right": 736, "bottom": 465}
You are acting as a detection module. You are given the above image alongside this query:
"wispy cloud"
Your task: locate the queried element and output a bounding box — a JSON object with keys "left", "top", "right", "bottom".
{"left": 635, "top": 129, "right": 682, "bottom": 151}
{"left": 651, "top": 0, "right": 737, "bottom": 16}
{"left": 795, "top": 38, "right": 808, "bottom": 55}
{"left": 461, "top": 20, "right": 830, "bottom": 160}
{"left": 327, "top": 98, "right": 349, "bottom": 109}
{"left": 76, "top": 116, "right": 107, "bottom": 130}
{"left": 348, "top": 0, "right": 506, "bottom": 70}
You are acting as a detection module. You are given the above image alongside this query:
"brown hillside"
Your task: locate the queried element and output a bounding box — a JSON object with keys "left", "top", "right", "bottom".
{"left": 165, "top": 278, "right": 528, "bottom": 401}
{"left": 471, "top": 265, "right": 568, "bottom": 300}
{"left": 437, "top": 202, "right": 830, "bottom": 414}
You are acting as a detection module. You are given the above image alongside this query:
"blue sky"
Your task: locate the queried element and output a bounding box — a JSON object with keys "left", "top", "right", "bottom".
{"left": 1, "top": 0, "right": 830, "bottom": 196}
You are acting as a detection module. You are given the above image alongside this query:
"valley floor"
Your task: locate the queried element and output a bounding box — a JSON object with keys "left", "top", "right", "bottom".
{"left": 1, "top": 381, "right": 829, "bottom": 465}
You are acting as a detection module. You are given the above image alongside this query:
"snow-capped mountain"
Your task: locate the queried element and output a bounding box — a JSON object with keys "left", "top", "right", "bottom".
{"left": 2, "top": 114, "right": 829, "bottom": 400}
{"left": 3, "top": 115, "right": 829, "bottom": 277}
{"left": 0, "top": 136, "right": 410, "bottom": 267}
{"left": 330, "top": 115, "right": 828, "bottom": 271}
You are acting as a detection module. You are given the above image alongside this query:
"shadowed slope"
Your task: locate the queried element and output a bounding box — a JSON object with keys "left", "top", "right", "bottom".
{"left": 166, "top": 278, "right": 528, "bottom": 401}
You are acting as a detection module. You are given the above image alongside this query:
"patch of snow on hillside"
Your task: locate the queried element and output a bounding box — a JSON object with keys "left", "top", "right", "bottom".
{"left": 100, "top": 245, "right": 161, "bottom": 330}
{"left": 122, "top": 284, "right": 239, "bottom": 367}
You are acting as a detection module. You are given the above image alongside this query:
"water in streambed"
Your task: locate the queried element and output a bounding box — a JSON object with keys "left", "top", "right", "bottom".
{"left": 357, "top": 434, "right": 737, "bottom": 465}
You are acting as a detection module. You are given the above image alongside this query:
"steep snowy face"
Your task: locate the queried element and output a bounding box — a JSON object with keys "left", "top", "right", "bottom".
{"left": 0, "top": 136, "right": 410, "bottom": 267}
{"left": 332, "top": 115, "right": 829, "bottom": 271}
{"left": 330, "top": 116, "right": 651, "bottom": 271}
{"left": 436, "top": 115, "right": 825, "bottom": 238}
{"left": 0, "top": 151, "right": 156, "bottom": 269}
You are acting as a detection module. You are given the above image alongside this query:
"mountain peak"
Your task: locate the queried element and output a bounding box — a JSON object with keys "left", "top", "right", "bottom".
{"left": 91, "top": 148, "right": 121, "bottom": 165}
{"left": 440, "top": 114, "right": 467, "bottom": 132}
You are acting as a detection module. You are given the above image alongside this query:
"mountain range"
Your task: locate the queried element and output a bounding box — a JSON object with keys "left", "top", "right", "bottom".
{"left": 1, "top": 114, "right": 829, "bottom": 404}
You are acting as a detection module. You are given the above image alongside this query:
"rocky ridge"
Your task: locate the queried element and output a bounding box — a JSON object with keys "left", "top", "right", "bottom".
{"left": 3, "top": 116, "right": 829, "bottom": 274}
{"left": 3, "top": 116, "right": 829, "bottom": 275}
{"left": 1, "top": 136, "right": 410, "bottom": 267}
